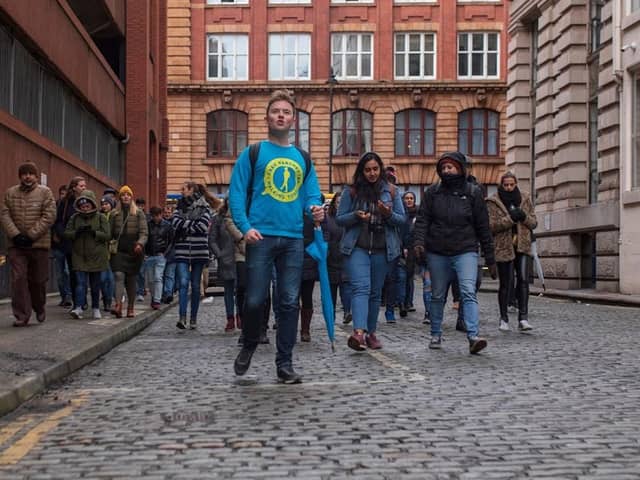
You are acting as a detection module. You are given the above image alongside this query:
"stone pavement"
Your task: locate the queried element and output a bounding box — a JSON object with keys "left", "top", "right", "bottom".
{"left": 0, "top": 294, "right": 169, "bottom": 417}
{"left": 1, "top": 285, "right": 640, "bottom": 479}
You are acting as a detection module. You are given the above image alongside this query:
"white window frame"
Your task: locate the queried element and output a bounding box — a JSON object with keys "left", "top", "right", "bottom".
{"left": 268, "top": 33, "right": 311, "bottom": 80}
{"left": 331, "top": 33, "right": 374, "bottom": 80}
{"left": 206, "top": 34, "right": 248, "bottom": 81}
{"left": 207, "top": 0, "right": 249, "bottom": 4}
{"left": 394, "top": 32, "right": 436, "bottom": 80}
{"left": 269, "top": 0, "right": 311, "bottom": 3}
{"left": 331, "top": 0, "right": 374, "bottom": 4}
{"left": 457, "top": 31, "right": 499, "bottom": 80}
{"left": 394, "top": 0, "right": 437, "bottom": 3}
{"left": 630, "top": 0, "right": 640, "bottom": 13}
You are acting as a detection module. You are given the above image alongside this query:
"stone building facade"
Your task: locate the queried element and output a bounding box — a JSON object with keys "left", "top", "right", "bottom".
{"left": 508, "top": 0, "right": 640, "bottom": 293}
{"left": 167, "top": 0, "right": 510, "bottom": 198}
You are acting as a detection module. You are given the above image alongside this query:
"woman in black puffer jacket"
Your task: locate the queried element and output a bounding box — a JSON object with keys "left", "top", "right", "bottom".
{"left": 413, "top": 151, "right": 496, "bottom": 355}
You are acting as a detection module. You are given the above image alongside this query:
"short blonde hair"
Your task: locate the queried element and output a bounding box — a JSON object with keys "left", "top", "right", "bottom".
{"left": 266, "top": 90, "right": 296, "bottom": 114}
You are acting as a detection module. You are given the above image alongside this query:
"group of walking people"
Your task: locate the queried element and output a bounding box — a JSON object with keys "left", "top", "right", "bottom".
{"left": 2, "top": 88, "right": 538, "bottom": 386}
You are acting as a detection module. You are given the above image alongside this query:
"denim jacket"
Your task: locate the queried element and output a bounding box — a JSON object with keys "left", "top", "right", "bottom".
{"left": 335, "top": 182, "right": 406, "bottom": 262}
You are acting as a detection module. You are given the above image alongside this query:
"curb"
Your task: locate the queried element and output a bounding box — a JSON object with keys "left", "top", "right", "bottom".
{"left": 0, "top": 306, "right": 168, "bottom": 417}
{"left": 479, "top": 285, "right": 640, "bottom": 308}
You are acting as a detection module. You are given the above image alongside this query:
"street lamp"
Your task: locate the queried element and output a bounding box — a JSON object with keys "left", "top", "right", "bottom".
{"left": 327, "top": 68, "right": 338, "bottom": 193}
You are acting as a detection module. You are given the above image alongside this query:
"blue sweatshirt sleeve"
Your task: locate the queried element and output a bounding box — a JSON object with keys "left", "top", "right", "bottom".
{"left": 228, "top": 147, "right": 252, "bottom": 235}
{"left": 302, "top": 162, "right": 322, "bottom": 216}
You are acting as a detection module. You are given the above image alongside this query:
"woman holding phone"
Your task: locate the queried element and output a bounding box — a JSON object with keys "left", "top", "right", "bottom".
{"left": 336, "top": 152, "right": 406, "bottom": 351}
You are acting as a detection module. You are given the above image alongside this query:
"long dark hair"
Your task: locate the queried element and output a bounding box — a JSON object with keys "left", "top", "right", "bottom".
{"left": 351, "top": 152, "right": 385, "bottom": 204}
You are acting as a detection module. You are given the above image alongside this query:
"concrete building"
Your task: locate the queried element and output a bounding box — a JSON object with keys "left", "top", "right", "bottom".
{"left": 508, "top": 0, "right": 640, "bottom": 293}
{"left": 0, "top": 0, "right": 168, "bottom": 296}
{"left": 167, "top": 0, "right": 510, "bottom": 198}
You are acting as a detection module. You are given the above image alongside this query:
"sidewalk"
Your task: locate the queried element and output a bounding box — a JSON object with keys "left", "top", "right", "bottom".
{"left": 480, "top": 279, "right": 640, "bottom": 307}
{"left": 0, "top": 295, "right": 169, "bottom": 417}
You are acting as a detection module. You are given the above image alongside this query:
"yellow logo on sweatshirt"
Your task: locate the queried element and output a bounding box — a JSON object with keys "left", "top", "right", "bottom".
{"left": 262, "top": 157, "right": 302, "bottom": 202}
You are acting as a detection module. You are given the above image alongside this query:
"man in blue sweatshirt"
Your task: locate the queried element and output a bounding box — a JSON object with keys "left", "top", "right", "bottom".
{"left": 229, "top": 90, "right": 324, "bottom": 384}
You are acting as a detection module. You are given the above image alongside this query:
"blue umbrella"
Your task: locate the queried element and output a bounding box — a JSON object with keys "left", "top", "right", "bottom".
{"left": 305, "top": 224, "right": 336, "bottom": 352}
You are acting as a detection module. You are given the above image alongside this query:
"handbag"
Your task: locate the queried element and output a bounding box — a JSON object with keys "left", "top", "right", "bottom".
{"left": 109, "top": 212, "right": 129, "bottom": 255}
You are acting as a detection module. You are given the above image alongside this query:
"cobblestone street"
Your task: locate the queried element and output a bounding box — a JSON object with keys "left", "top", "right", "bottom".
{"left": 1, "top": 290, "right": 639, "bottom": 479}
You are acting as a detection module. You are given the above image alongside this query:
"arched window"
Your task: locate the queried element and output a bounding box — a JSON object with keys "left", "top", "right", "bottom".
{"left": 458, "top": 108, "right": 499, "bottom": 156}
{"left": 395, "top": 109, "right": 436, "bottom": 156}
{"left": 289, "top": 110, "right": 310, "bottom": 152}
{"left": 206, "top": 110, "right": 248, "bottom": 157}
{"left": 331, "top": 109, "right": 373, "bottom": 157}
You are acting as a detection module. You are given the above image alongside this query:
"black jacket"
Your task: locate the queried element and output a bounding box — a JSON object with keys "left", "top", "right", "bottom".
{"left": 145, "top": 219, "right": 174, "bottom": 256}
{"left": 413, "top": 180, "right": 495, "bottom": 265}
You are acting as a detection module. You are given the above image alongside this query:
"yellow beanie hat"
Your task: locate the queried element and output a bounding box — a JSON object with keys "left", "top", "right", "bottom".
{"left": 119, "top": 185, "right": 133, "bottom": 197}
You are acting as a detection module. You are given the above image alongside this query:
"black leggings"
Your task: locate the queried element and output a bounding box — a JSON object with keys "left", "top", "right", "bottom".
{"left": 299, "top": 279, "right": 315, "bottom": 310}
{"left": 497, "top": 253, "right": 530, "bottom": 321}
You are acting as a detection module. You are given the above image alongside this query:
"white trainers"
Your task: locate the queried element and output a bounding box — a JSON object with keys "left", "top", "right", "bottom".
{"left": 518, "top": 320, "right": 533, "bottom": 331}
{"left": 92, "top": 308, "right": 102, "bottom": 320}
{"left": 201, "top": 296, "right": 214, "bottom": 304}
{"left": 135, "top": 294, "right": 145, "bottom": 303}
{"left": 70, "top": 308, "right": 83, "bottom": 319}
{"left": 498, "top": 320, "right": 510, "bottom": 332}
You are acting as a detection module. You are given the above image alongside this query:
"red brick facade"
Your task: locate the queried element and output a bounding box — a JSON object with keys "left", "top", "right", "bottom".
{"left": 167, "top": 0, "right": 509, "bottom": 196}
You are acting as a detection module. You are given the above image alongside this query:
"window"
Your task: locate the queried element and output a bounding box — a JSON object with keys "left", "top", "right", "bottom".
{"left": 458, "top": 32, "right": 499, "bottom": 79}
{"left": 268, "top": 33, "right": 310, "bottom": 80}
{"left": 458, "top": 109, "right": 499, "bottom": 156}
{"left": 631, "top": 0, "right": 640, "bottom": 12}
{"left": 0, "top": 26, "right": 11, "bottom": 111}
{"left": 395, "top": 109, "right": 436, "bottom": 156}
{"left": 332, "top": 0, "right": 374, "bottom": 3}
{"left": 270, "top": 0, "right": 311, "bottom": 3}
{"left": 395, "top": 33, "right": 436, "bottom": 79}
{"left": 289, "top": 110, "right": 310, "bottom": 152}
{"left": 633, "top": 71, "right": 640, "bottom": 188}
{"left": 331, "top": 33, "right": 373, "bottom": 80}
{"left": 590, "top": 0, "right": 602, "bottom": 52}
{"left": 207, "top": 34, "right": 248, "bottom": 80}
{"left": 332, "top": 109, "right": 372, "bottom": 156}
{"left": 207, "top": 0, "right": 248, "bottom": 4}
{"left": 206, "top": 110, "right": 248, "bottom": 157}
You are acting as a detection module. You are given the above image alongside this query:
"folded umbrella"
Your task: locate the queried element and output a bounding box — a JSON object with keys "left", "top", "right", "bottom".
{"left": 305, "top": 225, "right": 336, "bottom": 352}
{"left": 530, "top": 239, "right": 546, "bottom": 291}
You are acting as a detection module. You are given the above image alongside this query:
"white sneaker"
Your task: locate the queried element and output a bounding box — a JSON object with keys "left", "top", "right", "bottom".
{"left": 135, "top": 295, "right": 145, "bottom": 302}
{"left": 518, "top": 320, "right": 533, "bottom": 331}
{"left": 92, "top": 308, "right": 102, "bottom": 320}
{"left": 498, "top": 320, "right": 510, "bottom": 332}
{"left": 70, "top": 308, "right": 83, "bottom": 319}
{"left": 201, "top": 296, "right": 214, "bottom": 304}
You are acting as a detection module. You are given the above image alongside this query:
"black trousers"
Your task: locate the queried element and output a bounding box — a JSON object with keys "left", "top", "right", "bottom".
{"left": 497, "top": 253, "right": 530, "bottom": 321}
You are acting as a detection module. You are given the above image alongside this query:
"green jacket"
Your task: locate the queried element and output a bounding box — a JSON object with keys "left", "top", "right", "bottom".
{"left": 63, "top": 191, "right": 110, "bottom": 272}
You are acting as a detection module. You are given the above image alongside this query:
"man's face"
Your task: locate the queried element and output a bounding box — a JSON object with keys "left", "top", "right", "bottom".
{"left": 162, "top": 207, "right": 173, "bottom": 220}
{"left": 266, "top": 100, "right": 295, "bottom": 136}
{"left": 74, "top": 180, "right": 87, "bottom": 196}
{"left": 152, "top": 213, "right": 163, "bottom": 224}
{"left": 19, "top": 172, "right": 37, "bottom": 188}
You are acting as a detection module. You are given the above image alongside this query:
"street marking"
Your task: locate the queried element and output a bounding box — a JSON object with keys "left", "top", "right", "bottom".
{"left": 334, "top": 328, "right": 426, "bottom": 381}
{"left": 0, "top": 416, "right": 36, "bottom": 446}
{"left": 0, "top": 394, "right": 88, "bottom": 466}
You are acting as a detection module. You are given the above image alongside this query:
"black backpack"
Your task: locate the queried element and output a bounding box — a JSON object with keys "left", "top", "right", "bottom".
{"left": 245, "top": 141, "right": 312, "bottom": 214}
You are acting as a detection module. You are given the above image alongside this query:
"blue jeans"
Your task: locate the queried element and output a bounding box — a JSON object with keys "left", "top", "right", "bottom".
{"left": 176, "top": 260, "right": 207, "bottom": 320}
{"left": 427, "top": 252, "right": 480, "bottom": 339}
{"left": 144, "top": 255, "right": 167, "bottom": 304}
{"left": 75, "top": 271, "right": 102, "bottom": 310}
{"left": 244, "top": 236, "right": 303, "bottom": 369}
{"left": 420, "top": 265, "right": 432, "bottom": 315}
{"left": 223, "top": 279, "right": 235, "bottom": 317}
{"left": 53, "top": 248, "right": 71, "bottom": 300}
{"left": 163, "top": 261, "right": 176, "bottom": 299}
{"left": 345, "top": 247, "right": 390, "bottom": 333}
{"left": 100, "top": 268, "right": 114, "bottom": 307}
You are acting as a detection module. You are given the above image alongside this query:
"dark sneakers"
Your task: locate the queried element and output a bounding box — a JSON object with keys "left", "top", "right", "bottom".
{"left": 234, "top": 345, "right": 256, "bottom": 376}
{"left": 347, "top": 331, "right": 367, "bottom": 351}
{"left": 277, "top": 366, "right": 302, "bottom": 384}
{"left": 365, "top": 332, "right": 382, "bottom": 350}
{"left": 469, "top": 336, "right": 488, "bottom": 354}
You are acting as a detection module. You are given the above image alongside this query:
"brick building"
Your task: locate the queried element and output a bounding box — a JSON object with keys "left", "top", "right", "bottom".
{"left": 167, "top": 0, "right": 510, "bottom": 198}
{"left": 507, "top": 0, "right": 640, "bottom": 293}
{"left": 0, "top": 0, "right": 168, "bottom": 296}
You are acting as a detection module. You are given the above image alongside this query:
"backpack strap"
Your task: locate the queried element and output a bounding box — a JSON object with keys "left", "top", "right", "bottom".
{"left": 246, "top": 142, "right": 312, "bottom": 215}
